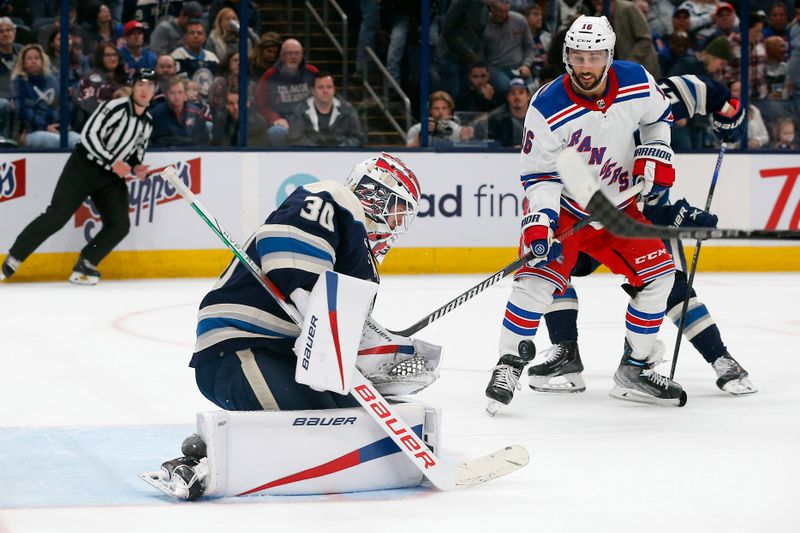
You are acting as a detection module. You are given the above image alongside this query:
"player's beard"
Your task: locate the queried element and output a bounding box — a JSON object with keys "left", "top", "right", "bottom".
{"left": 574, "top": 72, "right": 599, "bottom": 92}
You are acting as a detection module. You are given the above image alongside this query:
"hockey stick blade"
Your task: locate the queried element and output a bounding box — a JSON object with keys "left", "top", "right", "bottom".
{"left": 387, "top": 181, "right": 643, "bottom": 337}
{"left": 160, "top": 166, "right": 529, "bottom": 491}
{"left": 452, "top": 445, "right": 529, "bottom": 489}
{"left": 557, "top": 148, "right": 800, "bottom": 241}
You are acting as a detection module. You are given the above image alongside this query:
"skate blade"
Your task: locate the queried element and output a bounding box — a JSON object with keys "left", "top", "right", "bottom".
{"left": 528, "top": 373, "right": 586, "bottom": 393}
{"left": 68, "top": 273, "right": 99, "bottom": 285}
{"left": 139, "top": 471, "right": 191, "bottom": 500}
{"left": 609, "top": 385, "right": 687, "bottom": 407}
{"left": 721, "top": 378, "right": 758, "bottom": 396}
{"left": 486, "top": 400, "right": 504, "bottom": 417}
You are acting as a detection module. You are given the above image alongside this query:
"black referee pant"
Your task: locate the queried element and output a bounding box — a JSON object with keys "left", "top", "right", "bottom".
{"left": 9, "top": 149, "right": 131, "bottom": 266}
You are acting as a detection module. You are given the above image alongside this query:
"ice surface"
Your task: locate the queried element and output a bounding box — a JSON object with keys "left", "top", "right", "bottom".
{"left": 1, "top": 273, "right": 798, "bottom": 533}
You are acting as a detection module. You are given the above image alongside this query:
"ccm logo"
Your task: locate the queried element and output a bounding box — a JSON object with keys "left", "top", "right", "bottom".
{"left": 634, "top": 249, "right": 667, "bottom": 264}
{"left": 301, "top": 315, "right": 318, "bottom": 370}
{"left": 293, "top": 416, "right": 357, "bottom": 426}
{"left": 353, "top": 384, "right": 436, "bottom": 469}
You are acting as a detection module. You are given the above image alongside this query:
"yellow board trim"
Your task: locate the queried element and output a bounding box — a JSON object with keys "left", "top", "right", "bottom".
{"left": 4, "top": 247, "right": 800, "bottom": 282}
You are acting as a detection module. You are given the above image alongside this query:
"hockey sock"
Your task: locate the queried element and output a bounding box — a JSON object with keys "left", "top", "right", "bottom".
{"left": 544, "top": 309, "right": 578, "bottom": 344}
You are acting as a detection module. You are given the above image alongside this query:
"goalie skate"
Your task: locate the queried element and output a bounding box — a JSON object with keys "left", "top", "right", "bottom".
{"left": 609, "top": 340, "right": 687, "bottom": 407}
{"left": 527, "top": 341, "right": 585, "bottom": 393}
{"left": 713, "top": 354, "right": 757, "bottom": 395}
{"left": 139, "top": 457, "right": 208, "bottom": 501}
{"left": 486, "top": 340, "right": 535, "bottom": 416}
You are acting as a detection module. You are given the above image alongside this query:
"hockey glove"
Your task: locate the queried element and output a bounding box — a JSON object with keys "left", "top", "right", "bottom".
{"left": 643, "top": 198, "right": 718, "bottom": 228}
{"left": 712, "top": 98, "right": 745, "bottom": 143}
{"left": 633, "top": 144, "right": 675, "bottom": 205}
{"left": 522, "top": 211, "right": 562, "bottom": 267}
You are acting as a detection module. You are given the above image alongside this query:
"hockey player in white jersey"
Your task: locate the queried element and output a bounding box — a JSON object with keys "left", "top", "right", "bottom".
{"left": 485, "top": 15, "right": 686, "bottom": 415}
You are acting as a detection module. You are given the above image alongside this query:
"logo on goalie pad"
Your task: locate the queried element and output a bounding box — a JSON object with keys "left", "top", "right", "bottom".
{"left": 301, "top": 315, "right": 318, "bottom": 370}
{"left": 292, "top": 416, "right": 357, "bottom": 426}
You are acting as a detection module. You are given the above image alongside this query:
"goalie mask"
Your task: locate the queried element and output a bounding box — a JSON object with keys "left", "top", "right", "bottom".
{"left": 563, "top": 15, "right": 616, "bottom": 94}
{"left": 347, "top": 153, "right": 421, "bottom": 263}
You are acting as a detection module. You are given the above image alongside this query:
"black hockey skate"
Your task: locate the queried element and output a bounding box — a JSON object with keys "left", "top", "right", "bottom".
{"left": 712, "top": 353, "right": 757, "bottom": 395}
{"left": 68, "top": 255, "right": 100, "bottom": 285}
{"left": 485, "top": 340, "right": 536, "bottom": 416}
{"left": 181, "top": 433, "right": 207, "bottom": 459}
{"left": 610, "top": 340, "right": 687, "bottom": 407}
{"left": 140, "top": 456, "right": 206, "bottom": 501}
{"left": 0, "top": 255, "right": 19, "bottom": 280}
{"left": 527, "top": 340, "right": 585, "bottom": 393}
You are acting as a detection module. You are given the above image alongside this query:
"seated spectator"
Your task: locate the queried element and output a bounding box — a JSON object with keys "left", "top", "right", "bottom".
{"left": 151, "top": 53, "right": 177, "bottom": 106}
{"left": 456, "top": 61, "right": 504, "bottom": 113}
{"left": 677, "top": 0, "right": 719, "bottom": 44}
{"left": 764, "top": 2, "right": 790, "bottom": 44}
{"left": 256, "top": 38, "right": 318, "bottom": 146}
{"left": 211, "top": 88, "right": 269, "bottom": 147}
{"left": 205, "top": 7, "right": 258, "bottom": 60}
{"left": 171, "top": 19, "right": 220, "bottom": 101}
{"left": 522, "top": 5, "right": 551, "bottom": 83}
{"left": 406, "top": 90, "right": 474, "bottom": 147}
{"left": 250, "top": 32, "right": 281, "bottom": 81}
{"left": 119, "top": 20, "right": 156, "bottom": 77}
{"left": 150, "top": 77, "right": 210, "bottom": 146}
{"left": 657, "top": 5, "right": 700, "bottom": 53}
{"left": 72, "top": 42, "right": 127, "bottom": 130}
{"left": 726, "top": 11, "right": 768, "bottom": 99}
{"left": 482, "top": 0, "right": 535, "bottom": 98}
{"left": 150, "top": 0, "right": 204, "bottom": 57}
{"left": 208, "top": 51, "right": 253, "bottom": 116}
{"left": 658, "top": 31, "right": 692, "bottom": 75}
{"left": 36, "top": 5, "right": 90, "bottom": 53}
{"left": 699, "top": 2, "right": 738, "bottom": 49}
{"left": 772, "top": 117, "right": 797, "bottom": 149}
{"left": 209, "top": 0, "right": 262, "bottom": 35}
{"left": 286, "top": 71, "right": 364, "bottom": 147}
{"left": 487, "top": 77, "right": 529, "bottom": 147}
{"left": 645, "top": 0, "right": 677, "bottom": 37}
{"left": 46, "top": 29, "right": 90, "bottom": 96}
{"left": 81, "top": 2, "right": 124, "bottom": 58}
{"left": 11, "top": 44, "right": 79, "bottom": 147}
{"left": 0, "top": 17, "right": 22, "bottom": 139}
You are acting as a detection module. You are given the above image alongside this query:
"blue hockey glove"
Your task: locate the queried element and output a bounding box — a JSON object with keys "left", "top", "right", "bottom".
{"left": 712, "top": 98, "right": 745, "bottom": 143}
{"left": 668, "top": 198, "right": 718, "bottom": 228}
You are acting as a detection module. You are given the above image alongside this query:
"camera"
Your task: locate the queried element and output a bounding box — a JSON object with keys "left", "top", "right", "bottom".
{"left": 229, "top": 20, "right": 241, "bottom": 32}
{"left": 432, "top": 118, "right": 458, "bottom": 138}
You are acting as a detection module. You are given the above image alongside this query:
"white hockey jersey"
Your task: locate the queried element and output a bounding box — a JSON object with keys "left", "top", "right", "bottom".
{"left": 520, "top": 61, "right": 673, "bottom": 222}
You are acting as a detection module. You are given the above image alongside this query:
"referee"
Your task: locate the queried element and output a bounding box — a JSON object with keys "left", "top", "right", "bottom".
{"left": 1, "top": 69, "right": 156, "bottom": 285}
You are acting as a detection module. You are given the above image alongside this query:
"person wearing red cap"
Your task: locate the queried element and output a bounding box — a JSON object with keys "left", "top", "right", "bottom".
{"left": 699, "top": 2, "right": 738, "bottom": 49}
{"left": 119, "top": 20, "right": 156, "bottom": 77}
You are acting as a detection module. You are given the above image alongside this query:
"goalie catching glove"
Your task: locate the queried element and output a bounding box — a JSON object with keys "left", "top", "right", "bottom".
{"left": 633, "top": 144, "right": 675, "bottom": 205}
{"left": 357, "top": 318, "right": 442, "bottom": 396}
{"left": 522, "top": 210, "right": 562, "bottom": 267}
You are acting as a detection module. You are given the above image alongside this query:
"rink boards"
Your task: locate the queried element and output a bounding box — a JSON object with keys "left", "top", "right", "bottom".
{"left": 0, "top": 151, "right": 798, "bottom": 281}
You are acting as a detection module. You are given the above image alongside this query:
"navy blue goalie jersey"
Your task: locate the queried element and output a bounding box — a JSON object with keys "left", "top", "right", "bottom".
{"left": 191, "top": 180, "right": 379, "bottom": 367}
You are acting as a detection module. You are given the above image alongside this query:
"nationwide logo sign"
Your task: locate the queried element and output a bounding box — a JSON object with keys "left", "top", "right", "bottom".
{"left": 74, "top": 158, "right": 201, "bottom": 240}
{"left": 0, "top": 159, "right": 26, "bottom": 204}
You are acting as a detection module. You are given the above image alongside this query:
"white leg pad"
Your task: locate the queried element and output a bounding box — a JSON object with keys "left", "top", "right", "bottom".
{"left": 198, "top": 402, "right": 439, "bottom": 496}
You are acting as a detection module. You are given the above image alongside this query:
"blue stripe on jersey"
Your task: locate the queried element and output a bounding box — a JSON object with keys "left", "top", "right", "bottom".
{"left": 616, "top": 93, "right": 649, "bottom": 104}
{"left": 549, "top": 108, "right": 591, "bottom": 131}
{"left": 196, "top": 317, "right": 294, "bottom": 338}
{"left": 257, "top": 236, "right": 333, "bottom": 262}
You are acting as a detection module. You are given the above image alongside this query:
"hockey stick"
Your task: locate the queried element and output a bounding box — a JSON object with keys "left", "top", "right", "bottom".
{"left": 388, "top": 181, "right": 645, "bottom": 337}
{"left": 556, "top": 149, "right": 800, "bottom": 241}
{"left": 160, "top": 167, "right": 529, "bottom": 491}
{"left": 669, "top": 143, "right": 726, "bottom": 379}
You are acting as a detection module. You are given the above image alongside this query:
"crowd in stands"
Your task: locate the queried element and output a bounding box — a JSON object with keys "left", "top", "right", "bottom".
{"left": 0, "top": 0, "right": 796, "bottom": 149}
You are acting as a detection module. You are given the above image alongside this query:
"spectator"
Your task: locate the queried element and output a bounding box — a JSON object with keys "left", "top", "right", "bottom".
{"left": 210, "top": 88, "right": 269, "bottom": 147}
{"left": 379, "top": 0, "right": 420, "bottom": 84}
{"left": 481, "top": 0, "right": 535, "bottom": 98}
{"left": 150, "top": 0, "right": 204, "bottom": 57}
{"left": 150, "top": 76, "right": 210, "bottom": 146}
{"left": 645, "top": 0, "right": 678, "bottom": 36}
{"left": 81, "top": 2, "right": 124, "bottom": 57}
{"left": 658, "top": 30, "right": 693, "bottom": 76}
{"left": 208, "top": 51, "right": 249, "bottom": 115}
{"left": 435, "top": 0, "right": 489, "bottom": 100}
{"left": 0, "top": 17, "right": 22, "bottom": 139}
{"left": 36, "top": 6, "right": 91, "bottom": 52}
{"left": 356, "top": 0, "right": 379, "bottom": 75}
{"left": 730, "top": 80, "right": 770, "bottom": 148}
{"left": 286, "top": 71, "right": 364, "bottom": 147}
{"left": 772, "top": 117, "right": 797, "bottom": 149}
{"left": 676, "top": 0, "right": 719, "bottom": 43}
{"left": 699, "top": 2, "right": 738, "bottom": 49}
{"left": 119, "top": 20, "right": 156, "bottom": 77}
{"left": 406, "top": 90, "right": 474, "bottom": 146}
{"left": 788, "top": 6, "right": 800, "bottom": 117}
{"left": 151, "top": 53, "right": 177, "bottom": 105}
{"left": 591, "top": 0, "right": 661, "bottom": 78}
{"left": 171, "top": 19, "right": 220, "bottom": 101}
{"left": 206, "top": 6, "right": 258, "bottom": 60}
{"left": 11, "top": 44, "right": 80, "bottom": 148}
{"left": 764, "top": 2, "right": 790, "bottom": 43}
{"left": 250, "top": 32, "right": 281, "bottom": 81}
{"left": 487, "top": 77, "right": 530, "bottom": 147}
{"left": 667, "top": 5, "right": 701, "bottom": 52}
{"left": 546, "top": 0, "right": 588, "bottom": 33}
{"left": 523, "top": 4, "right": 552, "bottom": 82}
{"left": 765, "top": 35, "right": 790, "bottom": 99}
{"left": 73, "top": 42, "right": 127, "bottom": 130}
{"left": 46, "top": 29, "right": 91, "bottom": 96}
{"left": 255, "top": 38, "right": 318, "bottom": 146}
{"left": 456, "top": 61, "right": 504, "bottom": 112}
{"left": 208, "top": 0, "right": 262, "bottom": 35}
{"left": 727, "top": 11, "right": 768, "bottom": 100}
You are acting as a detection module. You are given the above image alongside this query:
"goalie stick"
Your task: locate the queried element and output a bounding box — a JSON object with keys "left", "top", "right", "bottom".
{"left": 388, "top": 181, "right": 644, "bottom": 337}
{"left": 556, "top": 148, "right": 800, "bottom": 241}
{"left": 159, "top": 166, "right": 529, "bottom": 491}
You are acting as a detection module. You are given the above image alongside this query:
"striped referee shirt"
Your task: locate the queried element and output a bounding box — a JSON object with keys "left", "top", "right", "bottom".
{"left": 80, "top": 96, "right": 154, "bottom": 171}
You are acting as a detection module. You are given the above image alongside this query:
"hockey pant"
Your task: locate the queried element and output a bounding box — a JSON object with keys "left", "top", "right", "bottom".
{"left": 500, "top": 206, "right": 674, "bottom": 360}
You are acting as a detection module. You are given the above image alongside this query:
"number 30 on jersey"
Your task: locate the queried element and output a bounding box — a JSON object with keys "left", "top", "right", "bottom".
{"left": 301, "top": 196, "right": 335, "bottom": 231}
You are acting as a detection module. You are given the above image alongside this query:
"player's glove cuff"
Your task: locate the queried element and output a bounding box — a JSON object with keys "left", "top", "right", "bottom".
{"left": 712, "top": 98, "right": 745, "bottom": 143}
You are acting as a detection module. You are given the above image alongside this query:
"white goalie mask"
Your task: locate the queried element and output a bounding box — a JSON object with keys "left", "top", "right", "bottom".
{"left": 562, "top": 15, "right": 616, "bottom": 94}
{"left": 347, "top": 153, "right": 421, "bottom": 263}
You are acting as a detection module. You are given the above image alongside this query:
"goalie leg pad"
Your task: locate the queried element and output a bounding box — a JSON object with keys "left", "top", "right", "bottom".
{"left": 195, "top": 404, "right": 439, "bottom": 496}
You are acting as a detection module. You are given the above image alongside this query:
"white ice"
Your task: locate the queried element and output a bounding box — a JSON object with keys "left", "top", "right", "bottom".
{"left": 1, "top": 273, "right": 798, "bottom": 533}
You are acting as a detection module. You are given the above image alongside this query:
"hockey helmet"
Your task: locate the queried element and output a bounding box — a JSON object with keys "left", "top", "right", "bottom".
{"left": 347, "top": 153, "right": 421, "bottom": 263}
{"left": 562, "top": 15, "right": 616, "bottom": 93}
